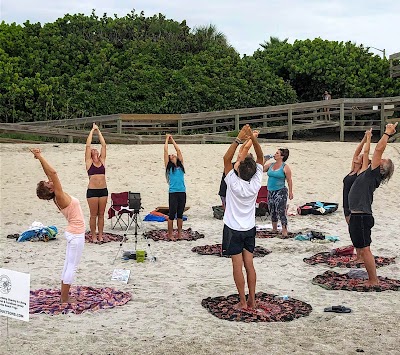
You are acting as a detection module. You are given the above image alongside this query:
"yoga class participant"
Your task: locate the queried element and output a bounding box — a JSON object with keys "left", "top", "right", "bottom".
{"left": 343, "top": 129, "right": 372, "bottom": 263}
{"left": 348, "top": 122, "right": 397, "bottom": 286}
{"left": 222, "top": 124, "right": 263, "bottom": 310}
{"left": 343, "top": 129, "right": 372, "bottom": 224}
{"left": 164, "top": 134, "right": 186, "bottom": 240}
{"left": 218, "top": 131, "right": 259, "bottom": 209}
{"left": 85, "top": 123, "right": 107, "bottom": 243}
{"left": 31, "top": 148, "right": 85, "bottom": 303}
{"left": 263, "top": 148, "right": 293, "bottom": 237}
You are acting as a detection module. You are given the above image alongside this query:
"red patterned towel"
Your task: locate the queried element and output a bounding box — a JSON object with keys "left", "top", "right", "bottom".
{"left": 202, "top": 292, "right": 312, "bottom": 322}
{"left": 144, "top": 228, "right": 205, "bottom": 241}
{"left": 85, "top": 232, "right": 125, "bottom": 244}
{"left": 30, "top": 286, "right": 132, "bottom": 315}
{"left": 191, "top": 244, "right": 272, "bottom": 258}
{"left": 304, "top": 252, "right": 395, "bottom": 269}
{"left": 312, "top": 271, "right": 400, "bottom": 292}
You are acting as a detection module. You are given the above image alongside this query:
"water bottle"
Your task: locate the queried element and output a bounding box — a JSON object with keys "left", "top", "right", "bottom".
{"left": 274, "top": 295, "right": 290, "bottom": 301}
{"left": 264, "top": 154, "right": 274, "bottom": 160}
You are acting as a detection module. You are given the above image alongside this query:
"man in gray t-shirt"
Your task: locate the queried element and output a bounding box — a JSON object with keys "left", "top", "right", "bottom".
{"left": 348, "top": 123, "right": 397, "bottom": 287}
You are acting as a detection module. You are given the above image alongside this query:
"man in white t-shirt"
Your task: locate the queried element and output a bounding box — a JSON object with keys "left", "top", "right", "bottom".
{"left": 222, "top": 124, "right": 264, "bottom": 310}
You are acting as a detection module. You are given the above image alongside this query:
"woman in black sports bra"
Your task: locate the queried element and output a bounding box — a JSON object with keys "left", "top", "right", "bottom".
{"left": 85, "top": 123, "right": 108, "bottom": 243}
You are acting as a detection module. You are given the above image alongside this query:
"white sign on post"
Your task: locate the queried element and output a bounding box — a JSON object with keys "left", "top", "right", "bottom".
{"left": 0, "top": 268, "right": 30, "bottom": 322}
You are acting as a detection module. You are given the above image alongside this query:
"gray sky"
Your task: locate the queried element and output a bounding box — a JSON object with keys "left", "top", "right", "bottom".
{"left": 1, "top": 0, "right": 399, "bottom": 57}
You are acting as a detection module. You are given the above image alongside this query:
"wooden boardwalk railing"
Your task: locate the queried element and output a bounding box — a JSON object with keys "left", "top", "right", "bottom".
{"left": 2, "top": 96, "right": 399, "bottom": 143}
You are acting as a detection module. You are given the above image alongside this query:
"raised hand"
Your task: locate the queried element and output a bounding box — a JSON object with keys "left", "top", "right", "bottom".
{"left": 253, "top": 130, "right": 260, "bottom": 138}
{"left": 92, "top": 123, "right": 99, "bottom": 131}
{"left": 237, "top": 124, "right": 251, "bottom": 141}
{"left": 365, "top": 128, "right": 372, "bottom": 139}
{"left": 30, "top": 148, "right": 41, "bottom": 159}
{"left": 385, "top": 122, "right": 398, "bottom": 135}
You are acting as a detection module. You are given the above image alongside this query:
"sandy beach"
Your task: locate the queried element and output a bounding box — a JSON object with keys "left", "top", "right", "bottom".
{"left": 1, "top": 141, "right": 399, "bottom": 355}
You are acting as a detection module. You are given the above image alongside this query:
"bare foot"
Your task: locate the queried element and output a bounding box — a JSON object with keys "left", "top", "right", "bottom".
{"left": 98, "top": 234, "right": 104, "bottom": 243}
{"left": 92, "top": 234, "right": 98, "bottom": 243}
{"left": 247, "top": 299, "right": 257, "bottom": 309}
{"left": 60, "top": 297, "right": 77, "bottom": 304}
{"left": 233, "top": 302, "right": 247, "bottom": 310}
{"left": 365, "top": 280, "right": 379, "bottom": 287}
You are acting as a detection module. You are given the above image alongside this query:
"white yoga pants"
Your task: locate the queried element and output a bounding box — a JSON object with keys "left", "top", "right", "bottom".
{"left": 61, "top": 232, "right": 85, "bottom": 284}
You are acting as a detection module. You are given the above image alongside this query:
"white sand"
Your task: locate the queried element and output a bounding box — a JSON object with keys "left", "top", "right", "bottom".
{"left": 1, "top": 142, "right": 399, "bottom": 355}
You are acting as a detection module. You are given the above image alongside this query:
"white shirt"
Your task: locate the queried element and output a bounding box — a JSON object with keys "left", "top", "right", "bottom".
{"left": 223, "top": 163, "right": 263, "bottom": 231}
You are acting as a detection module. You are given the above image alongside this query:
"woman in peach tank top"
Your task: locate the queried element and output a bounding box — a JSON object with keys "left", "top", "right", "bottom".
{"left": 30, "top": 148, "right": 85, "bottom": 304}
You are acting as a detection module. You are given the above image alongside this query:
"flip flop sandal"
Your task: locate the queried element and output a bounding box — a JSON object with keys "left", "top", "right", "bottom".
{"left": 6, "top": 234, "right": 19, "bottom": 239}
{"left": 324, "top": 305, "right": 352, "bottom": 313}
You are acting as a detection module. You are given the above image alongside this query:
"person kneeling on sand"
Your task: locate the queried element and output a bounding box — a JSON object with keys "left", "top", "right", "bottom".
{"left": 348, "top": 122, "right": 397, "bottom": 286}
{"left": 222, "top": 124, "right": 263, "bottom": 310}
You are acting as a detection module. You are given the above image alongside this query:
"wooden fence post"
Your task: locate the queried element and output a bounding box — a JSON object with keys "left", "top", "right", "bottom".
{"left": 339, "top": 102, "right": 345, "bottom": 142}
{"left": 288, "top": 108, "right": 293, "bottom": 140}
{"left": 234, "top": 114, "right": 239, "bottom": 132}
{"left": 68, "top": 135, "right": 73, "bottom": 143}
{"left": 117, "top": 118, "right": 122, "bottom": 134}
{"left": 178, "top": 119, "right": 182, "bottom": 135}
{"left": 380, "top": 102, "right": 385, "bottom": 136}
{"left": 212, "top": 118, "right": 217, "bottom": 133}
{"left": 263, "top": 114, "right": 268, "bottom": 127}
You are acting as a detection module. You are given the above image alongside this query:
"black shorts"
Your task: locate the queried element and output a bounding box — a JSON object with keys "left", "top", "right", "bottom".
{"left": 86, "top": 188, "right": 108, "bottom": 198}
{"left": 343, "top": 208, "right": 351, "bottom": 217}
{"left": 168, "top": 192, "right": 186, "bottom": 219}
{"left": 349, "top": 213, "right": 374, "bottom": 248}
{"left": 222, "top": 224, "right": 256, "bottom": 256}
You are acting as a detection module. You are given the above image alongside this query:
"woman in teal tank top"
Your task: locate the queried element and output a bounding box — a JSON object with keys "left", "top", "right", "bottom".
{"left": 164, "top": 134, "right": 186, "bottom": 240}
{"left": 263, "top": 148, "right": 293, "bottom": 237}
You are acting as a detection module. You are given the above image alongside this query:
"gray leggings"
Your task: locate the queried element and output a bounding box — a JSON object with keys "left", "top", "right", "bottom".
{"left": 268, "top": 187, "right": 288, "bottom": 227}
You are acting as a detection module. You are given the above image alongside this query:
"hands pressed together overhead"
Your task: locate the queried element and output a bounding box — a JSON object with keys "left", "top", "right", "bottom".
{"left": 385, "top": 122, "right": 398, "bottom": 136}
{"left": 237, "top": 124, "right": 259, "bottom": 142}
{"left": 30, "top": 148, "right": 42, "bottom": 159}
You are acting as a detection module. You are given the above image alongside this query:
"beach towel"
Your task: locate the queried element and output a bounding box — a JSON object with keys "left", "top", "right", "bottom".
{"left": 304, "top": 252, "right": 395, "bottom": 269}
{"left": 18, "top": 225, "right": 58, "bottom": 242}
{"left": 144, "top": 228, "right": 205, "bottom": 242}
{"left": 298, "top": 202, "right": 338, "bottom": 216}
{"left": 201, "top": 292, "right": 312, "bottom": 322}
{"left": 85, "top": 231, "right": 125, "bottom": 244}
{"left": 143, "top": 213, "right": 188, "bottom": 222}
{"left": 29, "top": 286, "right": 132, "bottom": 315}
{"left": 294, "top": 231, "right": 340, "bottom": 243}
{"left": 191, "top": 244, "right": 272, "bottom": 258}
{"left": 312, "top": 271, "right": 400, "bottom": 292}
{"left": 256, "top": 230, "right": 297, "bottom": 239}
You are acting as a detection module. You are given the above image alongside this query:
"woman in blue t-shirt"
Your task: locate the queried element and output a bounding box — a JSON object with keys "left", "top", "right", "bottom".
{"left": 164, "top": 134, "right": 186, "bottom": 240}
{"left": 263, "top": 148, "right": 293, "bottom": 237}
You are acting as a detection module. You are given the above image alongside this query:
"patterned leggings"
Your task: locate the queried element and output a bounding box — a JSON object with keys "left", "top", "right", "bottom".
{"left": 268, "top": 187, "right": 288, "bottom": 227}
